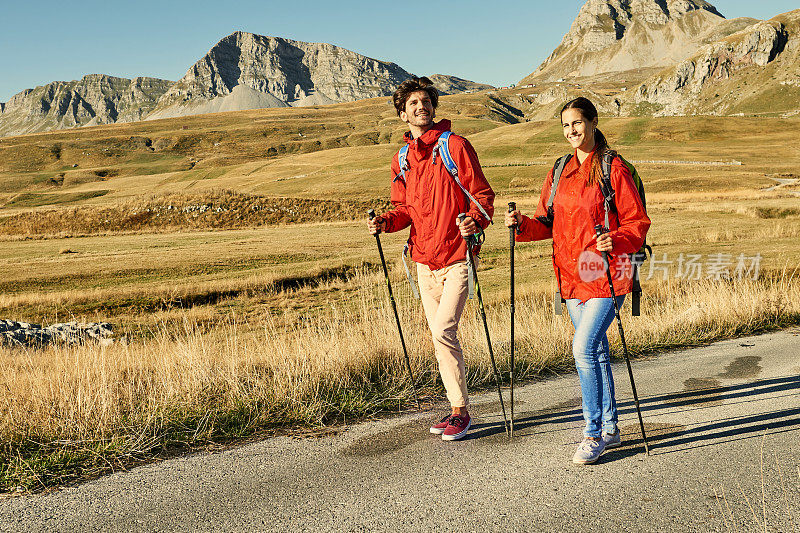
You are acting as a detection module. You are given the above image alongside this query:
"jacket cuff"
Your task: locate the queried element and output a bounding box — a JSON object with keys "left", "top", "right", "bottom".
{"left": 467, "top": 210, "right": 490, "bottom": 229}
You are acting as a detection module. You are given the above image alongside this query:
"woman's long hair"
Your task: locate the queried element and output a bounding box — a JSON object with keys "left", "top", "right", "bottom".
{"left": 561, "top": 97, "right": 610, "bottom": 186}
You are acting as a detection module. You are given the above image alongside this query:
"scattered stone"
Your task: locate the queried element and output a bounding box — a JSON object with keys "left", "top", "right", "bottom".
{"left": 0, "top": 321, "right": 113, "bottom": 348}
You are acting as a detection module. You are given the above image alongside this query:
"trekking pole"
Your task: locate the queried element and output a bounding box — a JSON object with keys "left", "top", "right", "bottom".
{"left": 458, "top": 213, "right": 510, "bottom": 437}
{"left": 369, "top": 209, "right": 421, "bottom": 410}
{"left": 508, "top": 202, "right": 517, "bottom": 439}
{"left": 595, "top": 225, "right": 650, "bottom": 455}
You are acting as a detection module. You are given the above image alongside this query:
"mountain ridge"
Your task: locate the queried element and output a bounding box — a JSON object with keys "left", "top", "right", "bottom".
{"left": 146, "top": 32, "right": 412, "bottom": 120}
{"left": 624, "top": 9, "right": 800, "bottom": 116}
{"left": 521, "top": 0, "right": 727, "bottom": 83}
{"left": 0, "top": 75, "right": 172, "bottom": 137}
{"left": 0, "top": 32, "right": 493, "bottom": 137}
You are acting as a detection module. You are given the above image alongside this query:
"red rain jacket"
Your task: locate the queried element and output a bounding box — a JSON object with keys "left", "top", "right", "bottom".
{"left": 516, "top": 150, "right": 650, "bottom": 302}
{"left": 381, "top": 119, "right": 495, "bottom": 270}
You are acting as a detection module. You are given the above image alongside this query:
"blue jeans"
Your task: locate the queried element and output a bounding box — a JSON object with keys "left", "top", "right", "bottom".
{"left": 565, "top": 296, "right": 624, "bottom": 438}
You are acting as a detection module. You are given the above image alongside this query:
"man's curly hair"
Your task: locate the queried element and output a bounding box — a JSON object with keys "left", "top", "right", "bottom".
{"left": 392, "top": 77, "right": 439, "bottom": 117}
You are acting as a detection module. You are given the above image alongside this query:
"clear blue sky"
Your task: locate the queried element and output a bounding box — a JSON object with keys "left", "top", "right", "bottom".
{"left": 1, "top": 0, "right": 797, "bottom": 102}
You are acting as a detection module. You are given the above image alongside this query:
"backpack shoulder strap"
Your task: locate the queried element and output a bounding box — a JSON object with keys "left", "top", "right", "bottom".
{"left": 599, "top": 150, "right": 617, "bottom": 229}
{"left": 436, "top": 131, "right": 493, "bottom": 225}
{"left": 436, "top": 132, "right": 458, "bottom": 177}
{"left": 536, "top": 154, "right": 572, "bottom": 228}
{"left": 546, "top": 154, "right": 572, "bottom": 210}
{"left": 395, "top": 144, "right": 410, "bottom": 182}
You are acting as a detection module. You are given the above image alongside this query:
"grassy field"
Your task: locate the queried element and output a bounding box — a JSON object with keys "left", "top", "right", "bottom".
{"left": 0, "top": 96, "right": 799, "bottom": 491}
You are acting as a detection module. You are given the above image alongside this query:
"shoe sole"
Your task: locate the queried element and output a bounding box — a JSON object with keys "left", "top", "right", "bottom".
{"left": 430, "top": 427, "right": 446, "bottom": 435}
{"left": 573, "top": 442, "right": 609, "bottom": 464}
{"left": 604, "top": 441, "right": 622, "bottom": 449}
{"left": 573, "top": 449, "right": 606, "bottom": 465}
{"left": 441, "top": 419, "right": 472, "bottom": 441}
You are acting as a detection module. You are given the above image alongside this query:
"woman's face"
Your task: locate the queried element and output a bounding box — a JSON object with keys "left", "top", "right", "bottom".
{"left": 561, "top": 108, "right": 598, "bottom": 152}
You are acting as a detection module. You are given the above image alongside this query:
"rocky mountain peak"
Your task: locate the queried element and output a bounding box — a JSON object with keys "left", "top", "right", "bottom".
{"left": 523, "top": 0, "right": 726, "bottom": 82}
{"left": 146, "top": 32, "right": 413, "bottom": 120}
{"left": 565, "top": 0, "right": 723, "bottom": 43}
{"left": 0, "top": 74, "right": 172, "bottom": 137}
{"left": 628, "top": 14, "right": 796, "bottom": 116}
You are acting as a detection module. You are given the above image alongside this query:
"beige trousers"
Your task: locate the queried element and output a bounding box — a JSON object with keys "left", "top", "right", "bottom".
{"left": 417, "top": 260, "right": 472, "bottom": 408}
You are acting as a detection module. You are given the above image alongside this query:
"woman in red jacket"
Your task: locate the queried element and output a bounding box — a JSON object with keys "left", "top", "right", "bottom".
{"left": 506, "top": 97, "right": 650, "bottom": 464}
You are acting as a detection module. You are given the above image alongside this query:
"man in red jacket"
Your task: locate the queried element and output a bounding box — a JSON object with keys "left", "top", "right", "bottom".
{"left": 368, "top": 76, "right": 495, "bottom": 441}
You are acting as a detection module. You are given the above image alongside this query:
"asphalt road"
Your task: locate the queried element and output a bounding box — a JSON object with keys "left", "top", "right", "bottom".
{"left": 1, "top": 329, "right": 799, "bottom": 532}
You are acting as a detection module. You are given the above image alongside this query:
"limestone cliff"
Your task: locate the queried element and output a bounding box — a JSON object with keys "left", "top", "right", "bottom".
{"left": 627, "top": 10, "right": 799, "bottom": 115}
{"left": 0, "top": 75, "right": 172, "bottom": 137}
{"left": 146, "top": 32, "right": 412, "bottom": 119}
{"left": 521, "top": 0, "right": 726, "bottom": 83}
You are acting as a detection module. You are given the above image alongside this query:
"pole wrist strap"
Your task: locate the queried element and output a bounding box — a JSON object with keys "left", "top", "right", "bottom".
{"left": 466, "top": 255, "right": 475, "bottom": 300}
{"left": 402, "top": 244, "right": 420, "bottom": 299}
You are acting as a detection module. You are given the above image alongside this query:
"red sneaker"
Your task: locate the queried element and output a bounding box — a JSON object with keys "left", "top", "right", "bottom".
{"left": 442, "top": 413, "right": 471, "bottom": 441}
{"left": 430, "top": 414, "right": 451, "bottom": 435}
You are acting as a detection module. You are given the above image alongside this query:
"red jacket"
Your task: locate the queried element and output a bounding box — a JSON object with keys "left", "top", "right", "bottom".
{"left": 516, "top": 150, "right": 650, "bottom": 302}
{"left": 381, "top": 120, "right": 495, "bottom": 270}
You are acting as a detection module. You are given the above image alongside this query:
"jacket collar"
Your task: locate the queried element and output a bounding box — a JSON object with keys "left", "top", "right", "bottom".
{"left": 403, "top": 119, "right": 452, "bottom": 147}
{"left": 565, "top": 148, "right": 596, "bottom": 177}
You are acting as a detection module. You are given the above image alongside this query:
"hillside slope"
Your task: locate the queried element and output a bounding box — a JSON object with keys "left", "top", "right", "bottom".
{"left": 626, "top": 10, "right": 800, "bottom": 116}
{"left": 0, "top": 91, "right": 523, "bottom": 212}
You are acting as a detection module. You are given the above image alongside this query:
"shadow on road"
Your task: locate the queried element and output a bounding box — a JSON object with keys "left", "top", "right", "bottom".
{"left": 465, "top": 374, "right": 800, "bottom": 462}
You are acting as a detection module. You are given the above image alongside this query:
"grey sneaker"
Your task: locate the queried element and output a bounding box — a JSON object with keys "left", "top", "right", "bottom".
{"left": 603, "top": 430, "right": 622, "bottom": 449}
{"left": 572, "top": 437, "right": 606, "bottom": 464}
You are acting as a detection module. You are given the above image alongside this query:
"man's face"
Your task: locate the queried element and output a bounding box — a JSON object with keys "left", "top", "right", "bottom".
{"left": 400, "top": 90, "right": 435, "bottom": 129}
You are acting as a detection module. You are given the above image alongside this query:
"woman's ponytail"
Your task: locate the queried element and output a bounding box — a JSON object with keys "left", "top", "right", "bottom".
{"left": 589, "top": 128, "right": 610, "bottom": 186}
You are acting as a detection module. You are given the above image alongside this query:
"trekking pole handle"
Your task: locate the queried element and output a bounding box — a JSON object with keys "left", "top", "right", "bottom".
{"left": 457, "top": 213, "right": 474, "bottom": 248}
{"left": 508, "top": 202, "right": 521, "bottom": 237}
{"left": 368, "top": 209, "right": 383, "bottom": 234}
{"left": 595, "top": 224, "right": 607, "bottom": 262}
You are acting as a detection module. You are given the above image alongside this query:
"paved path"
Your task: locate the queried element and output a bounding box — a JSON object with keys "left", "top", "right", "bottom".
{"left": 2, "top": 329, "right": 799, "bottom": 532}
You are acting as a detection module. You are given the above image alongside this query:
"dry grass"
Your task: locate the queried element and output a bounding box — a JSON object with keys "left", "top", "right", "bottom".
{"left": 1, "top": 267, "right": 798, "bottom": 491}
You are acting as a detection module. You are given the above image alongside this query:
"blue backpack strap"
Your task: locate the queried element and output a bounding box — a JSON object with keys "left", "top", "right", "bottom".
{"left": 395, "top": 144, "right": 410, "bottom": 182}
{"left": 436, "top": 132, "right": 458, "bottom": 176}
{"left": 435, "top": 132, "right": 493, "bottom": 225}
